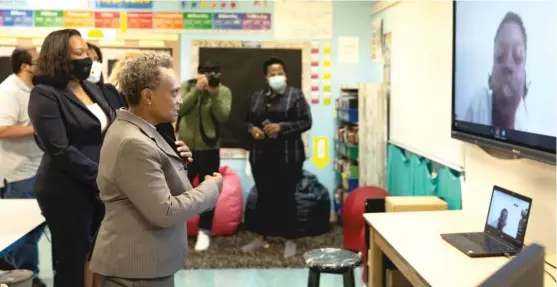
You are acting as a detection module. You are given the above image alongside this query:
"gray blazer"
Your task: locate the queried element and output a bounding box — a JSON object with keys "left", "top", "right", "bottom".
{"left": 89, "top": 109, "right": 221, "bottom": 279}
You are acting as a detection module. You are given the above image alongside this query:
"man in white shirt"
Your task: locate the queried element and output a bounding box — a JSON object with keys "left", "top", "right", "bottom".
{"left": 0, "top": 47, "right": 46, "bottom": 287}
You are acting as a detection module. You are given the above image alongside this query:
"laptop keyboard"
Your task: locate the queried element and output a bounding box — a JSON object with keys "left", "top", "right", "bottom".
{"left": 464, "top": 233, "right": 515, "bottom": 253}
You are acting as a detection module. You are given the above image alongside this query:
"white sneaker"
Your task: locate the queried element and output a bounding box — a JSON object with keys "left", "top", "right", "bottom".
{"left": 241, "top": 238, "right": 268, "bottom": 253}
{"left": 194, "top": 229, "right": 211, "bottom": 251}
{"left": 284, "top": 241, "right": 297, "bottom": 258}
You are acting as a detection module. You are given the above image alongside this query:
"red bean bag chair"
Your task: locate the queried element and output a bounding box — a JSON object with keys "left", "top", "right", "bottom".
{"left": 186, "top": 165, "right": 243, "bottom": 237}
{"left": 342, "top": 186, "right": 389, "bottom": 252}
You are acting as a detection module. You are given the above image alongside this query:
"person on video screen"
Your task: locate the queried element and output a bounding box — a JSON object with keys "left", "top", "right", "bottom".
{"left": 490, "top": 208, "right": 508, "bottom": 232}
{"left": 516, "top": 208, "right": 528, "bottom": 239}
{"left": 464, "top": 12, "right": 529, "bottom": 132}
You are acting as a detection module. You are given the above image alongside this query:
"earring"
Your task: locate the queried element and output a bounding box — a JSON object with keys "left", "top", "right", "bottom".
{"left": 148, "top": 102, "right": 152, "bottom": 106}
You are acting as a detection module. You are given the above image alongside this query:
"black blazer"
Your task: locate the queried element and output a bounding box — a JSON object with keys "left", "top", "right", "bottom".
{"left": 28, "top": 76, "right": 115, "bottom": 199}
{"left": 102, "top": 83, "right": 127, "bottom": 111}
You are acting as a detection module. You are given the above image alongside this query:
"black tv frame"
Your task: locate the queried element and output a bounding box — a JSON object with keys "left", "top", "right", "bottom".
{"left": 450, "top": 1, "right": 556, "bottom": 166}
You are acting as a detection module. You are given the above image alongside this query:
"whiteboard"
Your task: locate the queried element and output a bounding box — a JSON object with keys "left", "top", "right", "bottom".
{"left": 386, "top": 1, "right": 464, "bottom": 171}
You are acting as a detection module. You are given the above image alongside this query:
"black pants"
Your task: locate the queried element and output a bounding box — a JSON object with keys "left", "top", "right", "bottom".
{"left": 88, "top": 198, "right": 105, "bottom": 261}
{"left": 38, "top": 194, "right": 95, "bottom": 287}
{"left": 250, "top": 155, "right": 303, "bottom": 239}
{"left": 187, "top": 149, "right": 220, "bottom": 231}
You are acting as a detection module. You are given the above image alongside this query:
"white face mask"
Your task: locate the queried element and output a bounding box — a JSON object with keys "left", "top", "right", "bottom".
{"left": 86, "top": 61, "right": 103, "bottom": 84}
{"left": 268, "top": 75, "right": 286, "bottom": 92}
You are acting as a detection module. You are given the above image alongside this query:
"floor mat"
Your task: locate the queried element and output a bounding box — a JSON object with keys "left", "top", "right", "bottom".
{"left": 185, "top": 225, "right": 343, "bottom": 269}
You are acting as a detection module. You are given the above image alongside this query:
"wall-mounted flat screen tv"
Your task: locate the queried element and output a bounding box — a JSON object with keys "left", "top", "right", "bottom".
{"left": 452, "top": 1, "right": 556, "bottom": 165}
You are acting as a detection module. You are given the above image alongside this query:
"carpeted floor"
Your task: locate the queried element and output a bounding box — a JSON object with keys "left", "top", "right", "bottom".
{"left": 185, "top": 225, "right": 343, "bottom": 269}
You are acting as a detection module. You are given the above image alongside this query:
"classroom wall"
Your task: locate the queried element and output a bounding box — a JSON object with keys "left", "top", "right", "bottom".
{"left": 179, "top": 1, "right": 375, "bottom": 199}
{"left": 376, "top": 1, "right": 556, "bottom": 252}
{"left": 0, "top": 1, "right": 374, "bottom": 201}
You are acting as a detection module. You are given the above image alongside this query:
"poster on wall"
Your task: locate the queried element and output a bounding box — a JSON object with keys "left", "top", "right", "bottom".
{"left": 34, "top": 10, "right": 64, "bottom": 27}
{"left": 338, "top": 36, "right": 360, "bottom": 64}
{"left": 273, "top": 0, "right": 332, "bottom": 39}
{"left": 383, "top": 32, "right": 392, "bottom": 84}
{"left": 371, "top": 18, "right": 383, "bottom": 62}
{"left": 0, "top": 10, "right": 34, "bottom": 27}
{"left": 95, "top": 0, "right": 153, "bottom": 9}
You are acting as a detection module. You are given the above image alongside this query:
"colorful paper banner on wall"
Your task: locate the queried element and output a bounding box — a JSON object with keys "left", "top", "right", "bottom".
{"left": 1, "top": 10, "right": 34, "bottom": 27}
{"left": 34, "top": 10, "right": 63, "bottom": 27}
{"left": 154, "top": 12, "right": 184, "bottom": 30}
{"left": 96, "top": 0, "right": 153, "bottom": 10}
{"left": 213, "top": 13, "right": 243, "bottom": 30}
{"left": 94, "top": 12, "right": 119, "bottom": 29}
{"left": 184, "top": 12, "right": 213, "bottom": 30}
{"left": 63, "top": 11, "right": 93, "bottom": 28}
{"left": 127, "top": 12, "right": 153, "bottom": 29}
{"left": 242, "top": 13, "right": 271, "bottom": 30}
{"left": 0, "top": 9, "right": 271, "bottom": 32}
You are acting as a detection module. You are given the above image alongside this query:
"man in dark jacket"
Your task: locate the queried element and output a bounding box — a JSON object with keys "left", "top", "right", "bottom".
{"left": 178, "top": 60, "right": 232, "bottom": 251}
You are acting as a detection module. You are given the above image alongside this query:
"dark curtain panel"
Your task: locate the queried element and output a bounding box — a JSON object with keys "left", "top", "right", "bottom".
{"left": 199, "top": 47, "right": 302, "bottom": 149}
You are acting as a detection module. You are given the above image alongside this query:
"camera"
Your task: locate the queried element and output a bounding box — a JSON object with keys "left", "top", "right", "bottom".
{"left": 198, "top": 61, "right": 221, "bottom": 88}
{"left": 206, "top": 72, "right": 221, "bottom": 88}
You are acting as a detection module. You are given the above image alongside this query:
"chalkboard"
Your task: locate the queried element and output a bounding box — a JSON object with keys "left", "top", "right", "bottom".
{"left": 0, "top": 57, "right": 12, "bottom": 83}
{"left": 198, "top": 47, "right": 302, "bottom": 149}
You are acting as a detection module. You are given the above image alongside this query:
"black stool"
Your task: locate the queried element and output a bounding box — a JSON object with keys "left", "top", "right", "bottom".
{"left": 303, "top": 248, "right": 362, "bottom": 287}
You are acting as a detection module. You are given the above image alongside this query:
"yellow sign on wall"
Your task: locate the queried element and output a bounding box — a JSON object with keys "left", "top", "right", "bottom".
{"left": 311, "top": 136, "right": 330, "bottom": 169}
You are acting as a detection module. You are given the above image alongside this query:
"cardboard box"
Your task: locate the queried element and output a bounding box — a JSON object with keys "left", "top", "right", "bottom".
{"left": 386, "top": 196, "right": 448, "bottom": 212}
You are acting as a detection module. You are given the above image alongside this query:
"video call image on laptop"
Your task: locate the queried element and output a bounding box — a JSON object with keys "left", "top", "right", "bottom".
{"left": 486, "top": 188, "right": 531, "bottom": 241}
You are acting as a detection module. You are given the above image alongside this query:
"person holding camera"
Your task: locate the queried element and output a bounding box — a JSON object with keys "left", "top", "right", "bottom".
{"left": 177, "top": 60, "right": 232, "bottom": 251}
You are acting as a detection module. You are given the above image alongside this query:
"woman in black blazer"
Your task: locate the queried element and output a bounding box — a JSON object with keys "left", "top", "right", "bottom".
{"left": 28, "top": 29, "right": 114, "bottom": 287}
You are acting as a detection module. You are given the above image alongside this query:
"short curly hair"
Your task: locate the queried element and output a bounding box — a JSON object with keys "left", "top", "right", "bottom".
{"left": 119, "top": 53, "right": 174, "bottom": 106}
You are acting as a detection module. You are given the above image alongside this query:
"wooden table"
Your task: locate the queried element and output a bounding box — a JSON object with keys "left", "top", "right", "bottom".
{"left": 0, "top": 199, "right": 45, "bottom": 256}
{"left": 364, "top": 211, "right": 556, "bottom": 287}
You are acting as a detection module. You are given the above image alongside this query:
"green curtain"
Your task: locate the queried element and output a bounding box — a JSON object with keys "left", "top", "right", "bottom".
{"left": 409, "top": 155, "right": 436, "bottom": 196}
{"left": 435, "top": 167, "right": 463, "bottom": 210}
{"left": 386, "top": 144, "right": 462, "bottom": 210}
{"left": 386, "top": 144, "right": 411, "bottom": 196}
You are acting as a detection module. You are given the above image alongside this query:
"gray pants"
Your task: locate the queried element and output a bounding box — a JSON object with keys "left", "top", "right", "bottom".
{"left": 96, "top": 274, "right": 174, "bottom": 287}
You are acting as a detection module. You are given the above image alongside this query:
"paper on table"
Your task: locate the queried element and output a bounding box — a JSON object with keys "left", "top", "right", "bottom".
{"left": 338, "top": 36, "right": 360, "bottom": 64}
{"left": 273, "top": 0, "right": 333, "bottom": 40}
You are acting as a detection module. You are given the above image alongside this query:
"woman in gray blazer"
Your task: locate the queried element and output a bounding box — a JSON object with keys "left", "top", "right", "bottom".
{"left": 89, "top": 53, "right": 222, "bottom": 287}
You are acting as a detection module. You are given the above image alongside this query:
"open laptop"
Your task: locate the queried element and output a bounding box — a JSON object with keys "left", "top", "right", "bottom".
{"left": 441, "top": 186, "right": 533, "bottom": 258}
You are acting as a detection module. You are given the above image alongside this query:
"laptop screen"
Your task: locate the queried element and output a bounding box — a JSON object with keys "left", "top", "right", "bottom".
{"left": 486, "top": 188, "right": 531, "bottom": 241}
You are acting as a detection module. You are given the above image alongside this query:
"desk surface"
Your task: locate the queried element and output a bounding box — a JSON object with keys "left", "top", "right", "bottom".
{"left": 364, "top": 210, "right": 556, "bottom": 287}
{"left": 0, "top": 199, "right": 44, "bottom": 255}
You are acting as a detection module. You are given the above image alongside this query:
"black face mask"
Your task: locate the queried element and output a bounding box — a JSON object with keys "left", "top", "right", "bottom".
{"left": 71, "top": 58, "right": 93, "bottom": 81}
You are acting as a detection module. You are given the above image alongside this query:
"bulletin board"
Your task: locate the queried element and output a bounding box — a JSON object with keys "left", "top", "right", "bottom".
{"left": 191, "top": 40, "right": 312, "bottom": 158}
